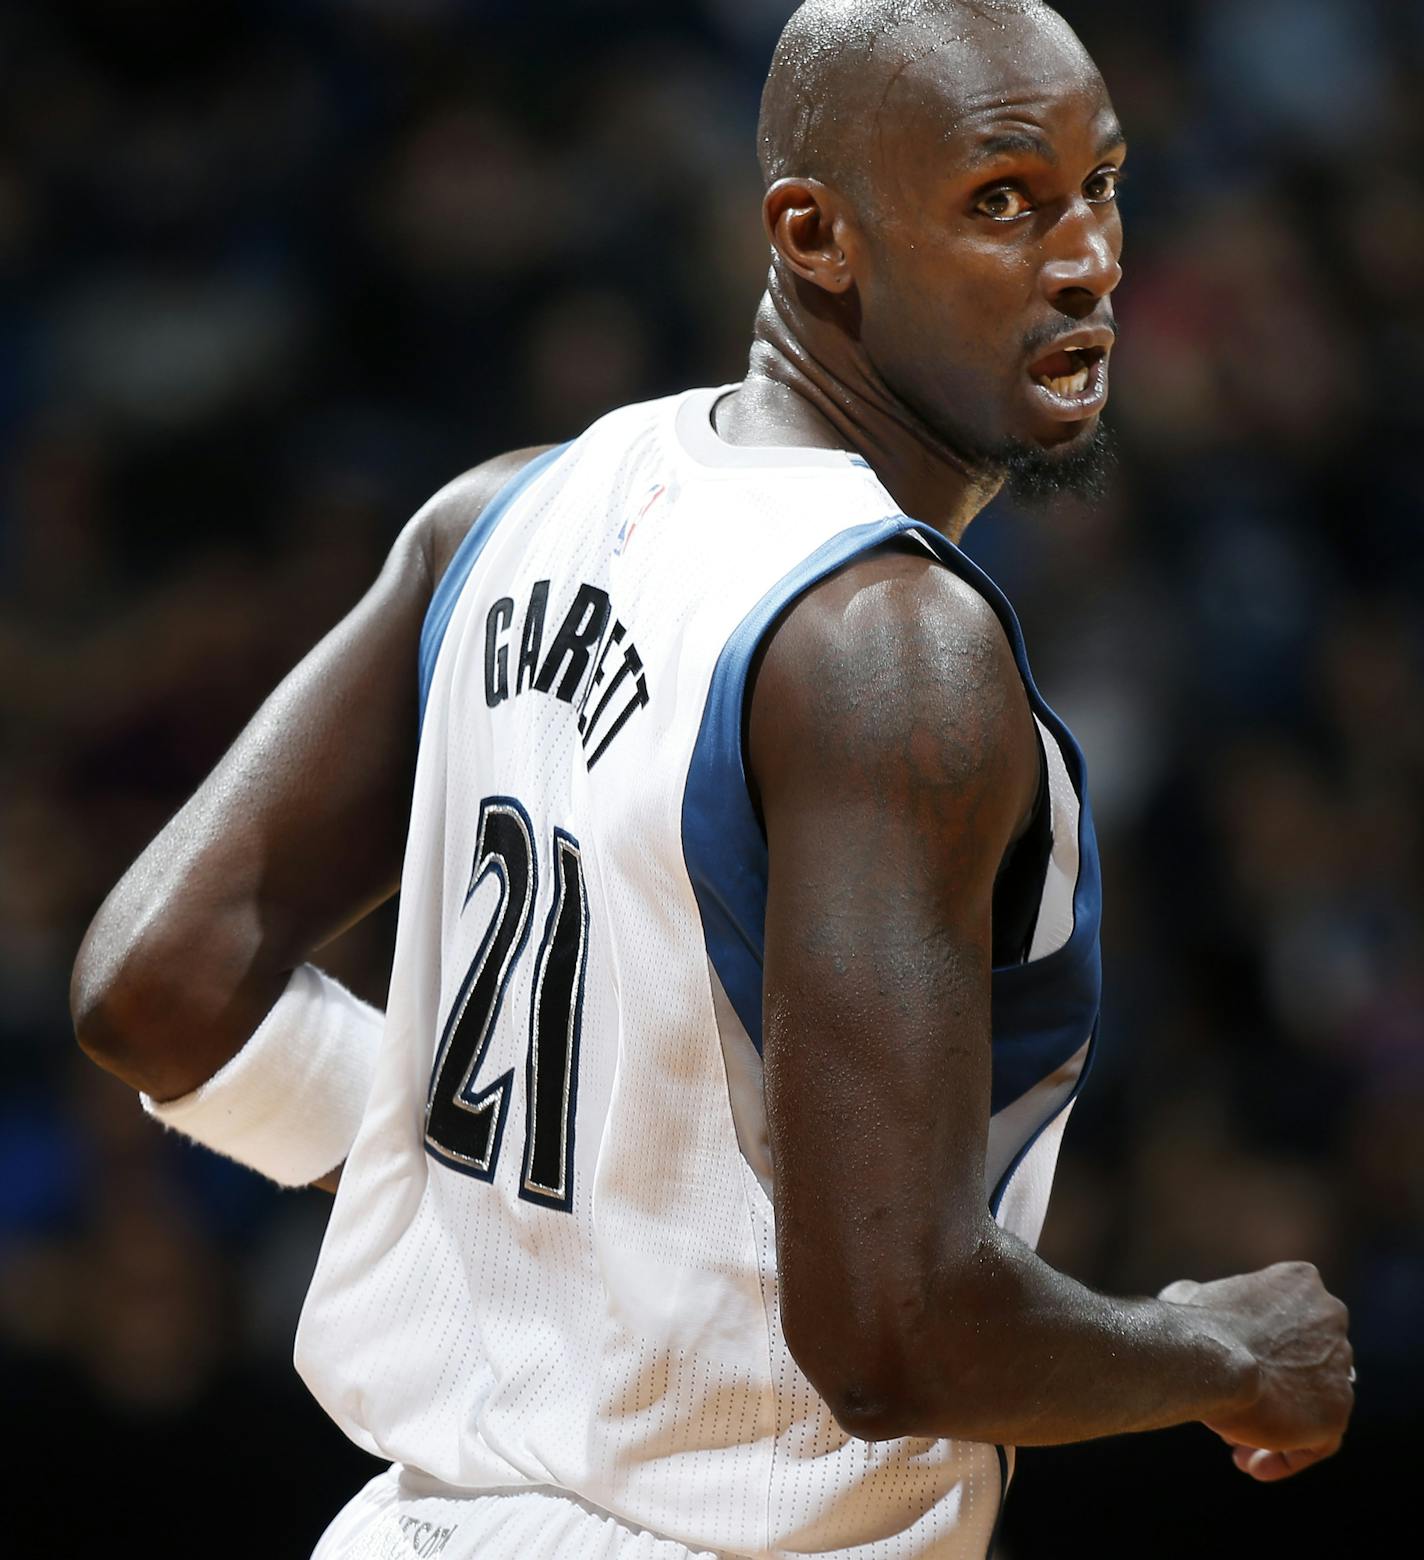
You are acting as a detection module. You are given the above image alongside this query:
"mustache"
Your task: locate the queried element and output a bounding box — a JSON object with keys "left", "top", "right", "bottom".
{"left": 1021, "top": 317, "right": 1118, "bottom": 358}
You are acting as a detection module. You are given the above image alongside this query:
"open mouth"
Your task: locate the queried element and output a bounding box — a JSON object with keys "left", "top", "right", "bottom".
{"left": 1025, "top": 344, "right": 1109, "bottom": 420}
{"left": 1030, "top": 345, "right": 1106, "bottom": 397}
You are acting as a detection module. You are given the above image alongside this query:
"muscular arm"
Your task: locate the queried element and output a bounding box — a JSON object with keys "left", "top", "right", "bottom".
{"left": 751, "top": 548, "right": 1352, "bottom": 1461}
{"left": 71, "top": 448, "right": 549, "bottom": 1108}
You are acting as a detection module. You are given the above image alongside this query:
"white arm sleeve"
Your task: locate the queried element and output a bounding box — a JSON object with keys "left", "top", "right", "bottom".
{"left": 141, "top": 963, "right": 384, "bottom": 1187}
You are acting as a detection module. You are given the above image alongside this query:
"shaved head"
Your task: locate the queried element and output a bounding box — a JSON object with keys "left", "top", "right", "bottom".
{"left": 759, "top": 0, "right": 1083, "bottom": 207}
{"left": 748, "top": 0, "right": 1123, "bottom": 506}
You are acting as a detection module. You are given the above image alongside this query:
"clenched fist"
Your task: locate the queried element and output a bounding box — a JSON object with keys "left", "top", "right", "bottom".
{"left": 1159, "top": 1261, "right": 1354, "bottom": 1482}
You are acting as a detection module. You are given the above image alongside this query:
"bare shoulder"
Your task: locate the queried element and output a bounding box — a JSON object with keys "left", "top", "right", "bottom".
{"left": 748, "top": 545, "right": 1038, "bottom": 836}
{"left": 412, "top": 445, "right": 557, "bottom": 590}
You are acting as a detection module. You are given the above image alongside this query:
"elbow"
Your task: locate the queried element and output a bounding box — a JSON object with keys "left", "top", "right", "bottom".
{"left": 70, "top": 922, "right": 139, "bottom": 1074}
{"left": 781, "top": 1254, "right": 1006, "bottom": 1444}
{"left": 796, "top": 1345, "right": 943, "bottom": 1444}
{"left": 70, "top": 830, "right": 263, "bottom": 1098}
{"left": 70, "top": 907, "right": 175, "bottom": 1090}
{"left": 71, "top": 918, "right": 112, "bottom": 1060}
{"left": 781, "top": 1300, "right": 945, "bottom": 1444}
{"left": 72, "top": 888, "right": 273, "bottom": 1101}
{"left": 795, "top": 1332, "right": 998, "bottom": 1445}
{"left": 72, "top": 948, "right": 187, "bottom": 1097}
{"left": 822, "top": 1383, "right": 928, "bottom": 1444}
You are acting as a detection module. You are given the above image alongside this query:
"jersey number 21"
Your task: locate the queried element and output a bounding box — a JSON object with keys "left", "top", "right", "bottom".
{"left": 424, "top": 796, "right": 588, "bottom": 1211}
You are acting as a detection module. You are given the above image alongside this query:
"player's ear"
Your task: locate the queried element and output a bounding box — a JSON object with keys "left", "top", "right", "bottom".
{"left": 763, "top": 178, "right": 856, "bottom": 296}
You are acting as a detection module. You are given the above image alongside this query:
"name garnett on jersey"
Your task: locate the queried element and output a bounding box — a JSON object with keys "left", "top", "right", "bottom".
{"left": 482, "top": 578, "right": 647, "bottom": 768}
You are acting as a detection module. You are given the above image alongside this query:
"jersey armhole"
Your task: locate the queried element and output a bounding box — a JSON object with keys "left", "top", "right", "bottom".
{"left": 681, "top": 513, "right": 1087, "bottom": 1054}
{"left": 417, "top": 443, "right": 573, "bottom": 729}
{"left": 681, "top": 515, "right": 922, "bottom": 1052}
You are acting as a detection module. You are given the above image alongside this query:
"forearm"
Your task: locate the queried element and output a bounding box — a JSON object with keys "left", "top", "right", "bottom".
{"left": 861, "top": 1224, "right": 1258, "bottom": 1446}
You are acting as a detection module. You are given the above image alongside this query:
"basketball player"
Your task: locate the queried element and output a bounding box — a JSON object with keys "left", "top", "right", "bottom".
{"left": 72, "top": 2, "right": 1354, "bottom": 1555}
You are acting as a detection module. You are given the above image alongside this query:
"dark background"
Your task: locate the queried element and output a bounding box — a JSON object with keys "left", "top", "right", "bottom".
{"left": 2, "top": 1, "right": 1419, "bottom": 1554}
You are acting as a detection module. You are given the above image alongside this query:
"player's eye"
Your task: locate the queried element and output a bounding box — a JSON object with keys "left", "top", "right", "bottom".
{"left": 974, "top": 185, "right": 1034, "bottom": 221}
{"left": 1084, "top": 167, "right": 1123, "bottom": 205}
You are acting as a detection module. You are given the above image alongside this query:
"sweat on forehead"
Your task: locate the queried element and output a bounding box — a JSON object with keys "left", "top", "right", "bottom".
{"left": 757, "top": 0, "right": 1073, "bottom": 195}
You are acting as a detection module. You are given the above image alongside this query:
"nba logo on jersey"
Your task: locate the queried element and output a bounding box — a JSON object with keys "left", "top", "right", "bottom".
{"left": 614, "top": 482, "right": 668, "bottom": 556}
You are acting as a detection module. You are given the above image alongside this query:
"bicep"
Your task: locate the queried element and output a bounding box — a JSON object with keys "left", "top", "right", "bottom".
{"left": 750, "top": 550, "right": 1038, "bottom": 1416}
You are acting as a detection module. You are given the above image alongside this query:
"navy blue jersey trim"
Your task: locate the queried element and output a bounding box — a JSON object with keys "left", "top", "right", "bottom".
{"left": 989, "top": 1021, "right": 1099, "bottom": 1218}
{"left": 891, "top": 522, "right": 1102, "bottom": 1114}
{"left": 681, "top": 514, "right": 1100, "bottom": 1119}
{"left": 682, "top": 516, "right": 915, "bottom": 1050}
{"left": 418, "top": 443, "right": 573, "bottom": 729}
{"left": 987, "top": 1445, "right": 1011, "bottom": 1558}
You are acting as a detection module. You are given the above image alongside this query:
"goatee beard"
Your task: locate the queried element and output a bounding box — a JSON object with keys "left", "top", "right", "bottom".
{"left": 988, "top": 422, "right": 1117, "bottom": 503}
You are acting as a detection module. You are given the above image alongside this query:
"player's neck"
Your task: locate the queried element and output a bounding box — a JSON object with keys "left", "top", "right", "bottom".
{"left": 715, "top": 283, "right": 1002, "bottom": 541}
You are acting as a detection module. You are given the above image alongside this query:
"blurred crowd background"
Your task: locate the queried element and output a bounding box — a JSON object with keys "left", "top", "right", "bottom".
{"left": 2, "top": 0, "right": 1419, "bottom": 1553}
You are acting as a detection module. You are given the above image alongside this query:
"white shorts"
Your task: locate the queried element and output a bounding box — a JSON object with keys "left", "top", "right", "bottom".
{"left": 312, "top": 1466, "right": 740, "bottom": 1560}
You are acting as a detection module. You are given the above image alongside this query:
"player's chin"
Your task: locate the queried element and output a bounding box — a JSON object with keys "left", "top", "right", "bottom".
{"left": 993, "top": 416, "right": 1116, "bottom": 503}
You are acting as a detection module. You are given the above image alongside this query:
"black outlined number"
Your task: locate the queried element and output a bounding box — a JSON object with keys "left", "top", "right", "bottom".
{"left": 425, "top": 798, "right": 588, "bottom": 1209}
{"left": 521, "top": 831, "right": 589, "bottom": 1210}
{"left": 425, "top": 798, "right": 535, "bottom": 1177}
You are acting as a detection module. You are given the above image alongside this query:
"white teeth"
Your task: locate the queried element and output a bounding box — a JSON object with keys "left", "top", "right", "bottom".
{"left": 1037, "top": 368, "right": 1091, "bottom": 397}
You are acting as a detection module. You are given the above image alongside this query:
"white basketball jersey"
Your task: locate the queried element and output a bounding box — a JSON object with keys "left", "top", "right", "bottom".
{"left": 295, "top": 386, "right": 1103, "bottom": 1559}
